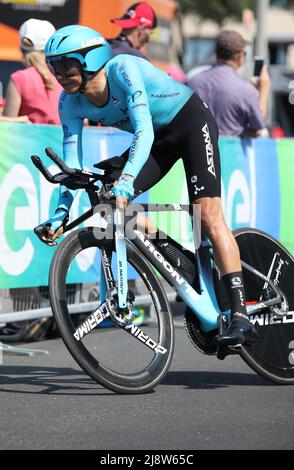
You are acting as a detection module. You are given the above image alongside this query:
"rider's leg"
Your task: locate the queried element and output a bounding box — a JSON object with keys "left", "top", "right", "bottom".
{"left": 196, "top": 196, "right": 241, "bottom": 275}
{"left": 196, "top": 196, "right": 259, "bottom": 346}
{"left": 135, "top": 212, "right": 158, "bottom": 236}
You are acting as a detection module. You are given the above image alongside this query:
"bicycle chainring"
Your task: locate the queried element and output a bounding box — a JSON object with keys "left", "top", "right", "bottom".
{"left": 184, "top": 308, "right": 217, "bottom": 355}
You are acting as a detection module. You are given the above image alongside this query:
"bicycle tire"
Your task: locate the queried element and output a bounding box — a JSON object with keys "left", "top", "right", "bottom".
{"left": 234, "top": 228, "right": 294, "bottom": 385}
{"left": 49, "top": 227, "right": 174, "bottom": 394}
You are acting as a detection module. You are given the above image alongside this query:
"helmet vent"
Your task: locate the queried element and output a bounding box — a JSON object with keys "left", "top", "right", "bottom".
{"left": 48, "top": 38, "right": 54, "bottom": 51}
{"left": 56, "top": 35, "right": 69, "bottom": 50}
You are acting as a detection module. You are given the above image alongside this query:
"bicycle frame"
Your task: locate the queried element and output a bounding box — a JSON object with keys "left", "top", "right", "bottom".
{"left": 128, "top": 226, "right": 224, "bottom": 332}
{"left": 64, "top": 195, "right": 287, "bottom": 334}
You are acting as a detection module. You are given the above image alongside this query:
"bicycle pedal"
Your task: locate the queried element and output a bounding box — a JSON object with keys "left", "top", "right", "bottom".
{"left": 217, "top": 344, "right": 241, "bottom": 360}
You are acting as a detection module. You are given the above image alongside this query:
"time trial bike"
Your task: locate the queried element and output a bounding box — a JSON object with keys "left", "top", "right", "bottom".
{"left": 32, "top": 148, "right": 294, "bottom": 394}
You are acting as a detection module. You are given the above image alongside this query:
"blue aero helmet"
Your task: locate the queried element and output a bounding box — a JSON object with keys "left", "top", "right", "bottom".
{"left": 45, "top": 24, "right": 113, "bottom": 91}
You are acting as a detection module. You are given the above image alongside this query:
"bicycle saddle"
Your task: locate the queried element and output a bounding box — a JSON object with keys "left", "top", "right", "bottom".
{"left": 94, "top": 156, "right": 125, "bottom": 171}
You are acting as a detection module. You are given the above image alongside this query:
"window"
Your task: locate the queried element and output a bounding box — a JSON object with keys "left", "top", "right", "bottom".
{"left": 183, "top": 37, "right": 216, "bottom": 70}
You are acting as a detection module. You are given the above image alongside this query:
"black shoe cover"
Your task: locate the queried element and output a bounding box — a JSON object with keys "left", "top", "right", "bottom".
{"left": 217, "top": 316, "right": 260, "bottom": 347}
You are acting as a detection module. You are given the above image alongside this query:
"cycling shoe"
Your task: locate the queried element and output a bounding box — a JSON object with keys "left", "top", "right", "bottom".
{"left": 217, "top": 316, "right": 260, "bottom": 347}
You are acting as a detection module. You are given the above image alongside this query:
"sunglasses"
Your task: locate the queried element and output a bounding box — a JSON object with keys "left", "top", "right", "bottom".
{"left": 47, "top": 58, "right": 83, "bottom": 78}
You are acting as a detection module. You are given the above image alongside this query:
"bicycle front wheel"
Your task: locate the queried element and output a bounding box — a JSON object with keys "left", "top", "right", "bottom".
{"left": 234, "top": 228, "right": 294, "bottom": 384}
{"left": 49, "top": 227, "right": 174, "bottom": 394}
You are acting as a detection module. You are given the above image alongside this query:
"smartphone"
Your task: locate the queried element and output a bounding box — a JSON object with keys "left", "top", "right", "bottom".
{"left": 253, "top": 57, "right": 264, "bottom": 78}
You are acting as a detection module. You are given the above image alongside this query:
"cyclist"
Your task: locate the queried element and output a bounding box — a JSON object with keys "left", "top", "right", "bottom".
{"left": 35, "top": 25, "right": 259, "bottom": 348}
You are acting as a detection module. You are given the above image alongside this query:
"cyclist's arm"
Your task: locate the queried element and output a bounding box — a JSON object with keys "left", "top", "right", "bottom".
{"left": 57, "top": 92, "right": 84, "bottom": 213}
{"left": 113, "top": 58, "right": 154, "bottom": 178}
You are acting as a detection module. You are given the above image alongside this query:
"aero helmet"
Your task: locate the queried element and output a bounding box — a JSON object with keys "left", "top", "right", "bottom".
{"left": 45, "top": 25, "right": 113, "bottom": 92}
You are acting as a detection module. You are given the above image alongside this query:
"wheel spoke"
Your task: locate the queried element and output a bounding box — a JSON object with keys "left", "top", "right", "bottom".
{"left": 123, "top": 323, "right": 168, "bottom": 355}
{"left": 73, "top": 302, "right": 110, "bottom": 341}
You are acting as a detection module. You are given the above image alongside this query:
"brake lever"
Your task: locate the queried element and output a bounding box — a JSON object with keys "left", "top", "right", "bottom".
{"left": 103, "top": 190, "right": 115, "bottom": 201}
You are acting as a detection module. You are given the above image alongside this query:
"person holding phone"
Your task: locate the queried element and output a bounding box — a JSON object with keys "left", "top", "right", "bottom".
{"left": 188, "top": 30, "right": 271, "bottom": 137}
{"left": 251, "top": 56, "right": 270, "bottom": 129}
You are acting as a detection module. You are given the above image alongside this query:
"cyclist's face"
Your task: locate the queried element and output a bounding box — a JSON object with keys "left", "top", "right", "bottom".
{"left": 48, "top": 59, "right": 82, "bottom": 94}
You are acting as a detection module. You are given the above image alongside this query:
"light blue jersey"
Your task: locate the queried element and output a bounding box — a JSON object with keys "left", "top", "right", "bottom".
{"left": 57, "top": 54, "right": 193, "bottom": 208}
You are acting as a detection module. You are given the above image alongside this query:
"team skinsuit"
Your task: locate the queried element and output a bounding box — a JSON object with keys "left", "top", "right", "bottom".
{"left": 56, "top": 54, "right": 220, "bottom": 209}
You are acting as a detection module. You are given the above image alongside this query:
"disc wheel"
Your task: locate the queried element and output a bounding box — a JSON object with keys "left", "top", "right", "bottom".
{"left": 234, "top": 228, "right": 294, "bottom": 384}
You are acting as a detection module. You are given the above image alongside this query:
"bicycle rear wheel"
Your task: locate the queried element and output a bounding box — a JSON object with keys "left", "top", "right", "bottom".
{"left": 234, "top": 228, "right": 294, "bottom": 384}
{"left": 49, "top": 227, "right": 174, "bottom": 394}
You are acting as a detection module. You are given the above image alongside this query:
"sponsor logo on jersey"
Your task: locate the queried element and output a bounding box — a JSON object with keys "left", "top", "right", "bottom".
{"left": 129, "top": 130, "right": 142, "bottom": 163}
{"left": 190, "top": 175, "right": 204, "bottom": 196}
{"left": 128, "top": 91, "right": 143, "bottom": 103}
{"left": 62, "top": 124, "right": 73, "bottom": 139}
{"left": 119, "top": 66, "right": 133, "bottom": 87}
{"left": 202, "top": 123, "right": 216, "bottom": 178}
{"left": 151, "top": 92, "right": 180, "bottom": 99}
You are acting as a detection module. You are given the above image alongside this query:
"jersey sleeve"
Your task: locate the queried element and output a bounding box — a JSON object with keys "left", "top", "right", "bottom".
{"left": 56, "top": 92, "right": 84, "bottom": 212}
{"left": 112, "top": 57, "right": 154, "bottom": 178}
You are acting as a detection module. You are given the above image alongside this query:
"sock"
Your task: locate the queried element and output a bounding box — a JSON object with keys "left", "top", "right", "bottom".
{"left": 222, "top": 272, "right": 248, "bottom": 320}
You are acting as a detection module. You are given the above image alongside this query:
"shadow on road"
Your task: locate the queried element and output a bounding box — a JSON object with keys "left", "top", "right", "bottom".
{"left": 163, "top": 370, "right": 268, "bottom": 389}
{"left": 0, "top": 365, "right": 114, "bottom": 396}
{"left": 0, "top": 365, "right": 269, "bottom": 396}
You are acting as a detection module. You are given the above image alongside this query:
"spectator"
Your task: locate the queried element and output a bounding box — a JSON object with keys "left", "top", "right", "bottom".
{"left": 167, "top": 63, "right": 187, "bottom": 84}
{"left": 3, "top": 18, "right": 62, "bottom": 124}
{"left": 0, "top": 19, "right": 62, "bottom": 341}
{"left": 188, "top": 30, "right": 271, "bottom": 137}
{"left": 0, "top": 115, "right": 29, "bottom": 123}
{"left": 0, "top": 97, "right": 29, "bottom": 122}
{"left": 108, "top": 2, "right": 157, "bottom": 59}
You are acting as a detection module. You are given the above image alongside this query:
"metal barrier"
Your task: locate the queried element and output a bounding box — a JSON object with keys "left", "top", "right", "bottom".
{"left": 0, "top": 281, "right": 178, "bottom": 324}
{"left": 0, "top": 282, "right": 180, "bottom": 357}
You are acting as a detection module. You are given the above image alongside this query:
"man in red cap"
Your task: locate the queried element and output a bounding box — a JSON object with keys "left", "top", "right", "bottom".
{"left": 109, "top": 2, "right": 157, "bottom": 60}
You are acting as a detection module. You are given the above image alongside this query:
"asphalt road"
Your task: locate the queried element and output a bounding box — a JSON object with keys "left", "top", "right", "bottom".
{"left": 0, "top": 322, "right": 294, "bottom": 451}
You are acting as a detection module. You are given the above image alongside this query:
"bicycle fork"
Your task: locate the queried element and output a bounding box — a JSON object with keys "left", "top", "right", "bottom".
{"left": 73, "top": 236, "right": 168, "bottom": 355}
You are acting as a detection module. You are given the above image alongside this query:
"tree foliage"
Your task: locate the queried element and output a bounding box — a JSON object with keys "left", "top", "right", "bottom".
{"left": 178, "top": 0, "right": 255, "bottom": 24}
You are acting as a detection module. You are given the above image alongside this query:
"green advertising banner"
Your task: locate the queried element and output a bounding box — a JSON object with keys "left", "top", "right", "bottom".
{"left": 0, "top": 122, "right": 132, "bottom": 288}
{"left": 276, "top": 139, "right": 294, "bottom": 253}
{"left": 1, "top": 121, "right": 294, "bottom": 289}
